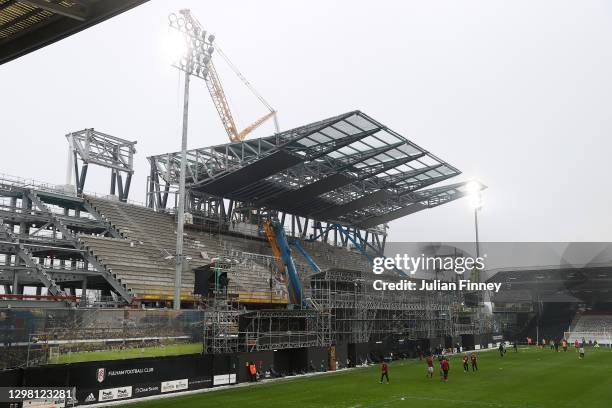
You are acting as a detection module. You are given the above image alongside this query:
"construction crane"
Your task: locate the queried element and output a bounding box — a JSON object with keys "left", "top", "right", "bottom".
{"left": 180, "top": 10, "right": 279, "bottom": 143}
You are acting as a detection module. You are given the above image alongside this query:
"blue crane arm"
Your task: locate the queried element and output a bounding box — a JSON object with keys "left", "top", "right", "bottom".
{"left": 268, "top": 220, "right": 306, "bottom": 307}
{"left": 291, "top": 240, "right": 321, "bottom": 274}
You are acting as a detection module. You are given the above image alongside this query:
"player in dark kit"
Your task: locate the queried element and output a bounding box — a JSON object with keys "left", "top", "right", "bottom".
{"left": 462, "top": 354, "right": 469, "bottom": 372}
{"left": 470, "top": 353, "right": 478, "bottom": 371}
{"left": 426, "top": 354, "right": 434, "bottom": 378}
{"left": 380, "top": 361, "right": 389, "bottom": 384}
{"left": 440, "top": 357, "right": 450, "bottom": 381}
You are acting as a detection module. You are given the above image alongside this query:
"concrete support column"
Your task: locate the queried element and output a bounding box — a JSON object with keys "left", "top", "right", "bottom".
{"left": 12, "top": 272, "right": 21, "bottom": 295}
{"left": 35, "top": 286, "right": 42, "bottom": 296}
{"left": 9, "top": 197, "right": 17, "bottom": 232}
{"left": 20, "top": 194, "right": 31, "bottom": 235}
{"left": 80, "top": 276, "right": 87, "bottom": 306}
{"left": 3, "top": 284, "right": 11, "bottom": 294}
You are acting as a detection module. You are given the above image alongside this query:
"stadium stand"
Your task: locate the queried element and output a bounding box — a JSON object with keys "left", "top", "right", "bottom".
{"left": 570, "top": 312, "right": 612, "bottom": 333}
{"left": 81, "top": 196, "right": 290, "bottom": 304}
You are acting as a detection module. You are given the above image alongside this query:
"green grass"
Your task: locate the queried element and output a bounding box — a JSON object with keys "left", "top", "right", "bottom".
{"left": 49, "top": 343, "right": 202, "bottom": 364}
{"left": 121, "top": 347, "right": 612, "bottom": 408}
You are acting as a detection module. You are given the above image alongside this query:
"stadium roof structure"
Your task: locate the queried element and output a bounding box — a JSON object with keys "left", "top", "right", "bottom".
{"left": 149, "top": 110, "right": 483, "bottom": 229}
{"left": 0, "top": 0, "right": 148, "bottom": 65}
{"left": 488, "top": 266, "right": 612, "bottom": 303}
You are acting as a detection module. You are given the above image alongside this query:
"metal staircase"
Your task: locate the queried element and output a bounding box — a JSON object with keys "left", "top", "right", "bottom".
{"left": 0, "top": 220, "right": 66, "bottom": 298}
{"left": 81, "top": 197, "right": 124, "bottom": 239}
{"left": 26, "top": 190, "right": 134, "bottom": 304}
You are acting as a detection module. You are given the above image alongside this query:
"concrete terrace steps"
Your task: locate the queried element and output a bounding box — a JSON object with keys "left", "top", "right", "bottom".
{"left": 83, "top": 197, "right": 288, "bottom": 303}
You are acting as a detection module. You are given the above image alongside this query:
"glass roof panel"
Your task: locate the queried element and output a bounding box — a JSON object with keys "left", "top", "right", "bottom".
{"left": 327, "top": 151, "right": 344, "bottom": 159}
{"left": 360, "top": 135, "right": 387, "bottom": 148}
{"left": 345, "top": 114, "right": 378, "bottom": 131}
{"left": 336, "top": 146, "right": 359, "bottom": 156}
{"left": 424, "top": 170, "right": 443, "bottom": 178}
{"left": 320, "top": 126, "right": 350, "bottom": 140}
{"left": 397, "top": 144, "right": 422, "bottom": 156}
{"left": 372, "top": 130, "right": 401, "bottom": 144}
{"left": 307, "top": 132, "right": 334, "bottom": 144}
{"left": 334, "top": 120, "right": 361, "bottom": 135}
{"left": 297, "top": 137, "right": 318, "bottom": 147}
{"left": 348, "top": 141, "right": 371, "bottom": 151}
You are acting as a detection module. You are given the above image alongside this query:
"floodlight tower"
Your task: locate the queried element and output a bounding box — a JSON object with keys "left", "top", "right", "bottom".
{"left": 168, "top": 9, "right": 215, "bottom": 310}
{"left": 466, "top": 181, "right": 482, "bottom": 257}
{"left": 467, "top": 180, "right": 483, "bottom": 282}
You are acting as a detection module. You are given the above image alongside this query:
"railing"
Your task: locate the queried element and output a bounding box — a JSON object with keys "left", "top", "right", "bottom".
{"left": 0, "top": 172, "right": 147, "bottom": 207}
{"left": 0, "top": 172, "right": 69, "bottom": 195}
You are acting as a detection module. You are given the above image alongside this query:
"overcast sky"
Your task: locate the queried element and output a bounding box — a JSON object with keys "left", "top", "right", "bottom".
{"left": 1, "top": 0, "right": 611, "bottom": 243}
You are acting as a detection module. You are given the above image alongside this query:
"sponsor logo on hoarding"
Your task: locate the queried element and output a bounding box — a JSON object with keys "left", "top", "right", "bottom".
{"left": 99, "top": 390, "right": 113, "bottom": 402}
{"left": 161, "top": 379, "right": 188, "bottom": 393}
{"left": 98, "top": 386, "right": 133, "bottom": 402}
{"left": 134, "top": 385, "right": 160, "bottom": 395}
{"left": 108, "top": 367, "right": 154, "bottom": 377}
{"left": 189, "top": 377, "right": 212, "bottom": 388}
{"left": 95, "top": 367, "right": 155, "bottom": 382}
{"left": 213, "top": 374, "right": 236, "bottom": 386}
{"left": 85, "top": 393, "right": 96, "bottom": 402}
{"left": 96, "top": 368, "right": 105, "bottom": 383}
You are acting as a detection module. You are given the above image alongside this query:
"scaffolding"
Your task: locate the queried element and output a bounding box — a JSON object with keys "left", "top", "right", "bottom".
{"left": 310, "top": 269, "right": 463, "bottom": 343}
{"left": 200, "top": 260, "right": 489, "bottom": 355}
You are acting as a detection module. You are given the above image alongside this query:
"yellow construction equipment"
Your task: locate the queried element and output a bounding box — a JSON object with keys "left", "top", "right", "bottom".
{"left": 263, "top": 221, "right": 286, "bottom": 277}
{"left": 180, "top": 10, "right": 278, "bottom": 143}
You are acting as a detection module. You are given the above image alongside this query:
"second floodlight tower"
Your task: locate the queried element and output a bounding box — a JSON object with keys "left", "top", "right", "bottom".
{"left": 168, "top": 9, "right": 215, "bottom": 310}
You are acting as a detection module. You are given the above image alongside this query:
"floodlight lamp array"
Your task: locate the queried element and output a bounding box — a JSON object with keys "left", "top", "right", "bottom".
{"left": 168, "top": 12, "right": 215, "bottom": 79}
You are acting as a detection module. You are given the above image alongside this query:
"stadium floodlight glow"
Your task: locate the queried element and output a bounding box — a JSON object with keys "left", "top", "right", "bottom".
{"left": 466, "top": 180, "right": 482, "bottom": 194}
{"left": 167, "top": 9, "right": 215, "bottom": 311}
{"left": 167, "top": 11, "right": 215, "bottom": 80}
{"left": 466, "top": 180, "right": 483, "bottom": 210}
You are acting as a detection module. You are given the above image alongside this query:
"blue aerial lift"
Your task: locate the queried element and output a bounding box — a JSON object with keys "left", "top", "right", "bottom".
{"left": 264, "top": 219, "right": 321, "bottom": 308}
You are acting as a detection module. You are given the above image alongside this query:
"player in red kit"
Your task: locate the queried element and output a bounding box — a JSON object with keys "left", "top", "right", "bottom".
{"left": 462, "top": 354, "right": 469, "bottom": 373}
{"left": 440, "top": 357, "right": 449, "bottom": 381}
{"left": 380, "top": 361, "right": 389, "bottom": 384}
{"left": 425, "top": 354, "right": 434, "bottom": 378}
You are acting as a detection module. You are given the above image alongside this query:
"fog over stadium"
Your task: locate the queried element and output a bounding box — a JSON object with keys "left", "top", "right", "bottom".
{"left": 2, "top": 0, "right": 612, "bottom": 243}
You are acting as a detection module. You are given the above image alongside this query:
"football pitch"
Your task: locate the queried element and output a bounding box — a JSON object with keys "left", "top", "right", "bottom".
{"left": 121, "top": 347, "right": 612, "bottom": 408}
{"left": 49, "top": 343, "right": 202, "bottom": 364}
